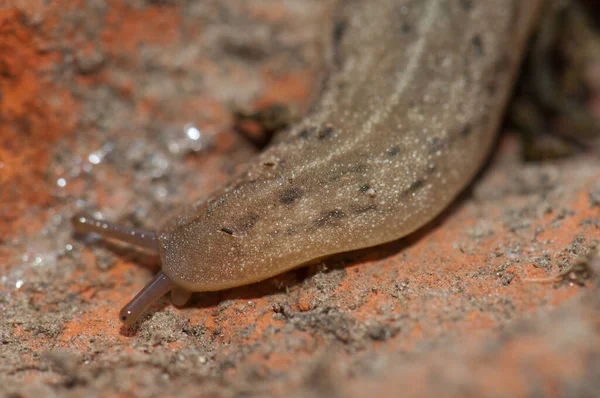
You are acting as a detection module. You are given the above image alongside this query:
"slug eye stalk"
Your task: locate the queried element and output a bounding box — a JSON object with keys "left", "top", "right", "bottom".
{"left": 119, "top": 271, "right": 175, "bottom": 326}
{"left": 72, "top": 214, "right": 159, "bottom": 252}
{"left": 72, "top": 215, "right": 183, "bottom": 325}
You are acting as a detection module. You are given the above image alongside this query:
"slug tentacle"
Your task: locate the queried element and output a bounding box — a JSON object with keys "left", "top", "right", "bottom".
{"left": 119, "top": 271, "right": 175, "bottom": 326}
{"left": 72, "top": 214, "right": 159, "bottom": 252}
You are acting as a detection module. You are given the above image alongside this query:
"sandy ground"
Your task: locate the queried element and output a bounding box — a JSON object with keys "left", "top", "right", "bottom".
{"left": 1, "top": 1, "right": 599, "bottom": 397}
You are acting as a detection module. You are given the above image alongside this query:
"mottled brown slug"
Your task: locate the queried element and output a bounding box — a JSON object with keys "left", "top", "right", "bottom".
{"left": 73, "top": 0, "right": 542, "bottom": 325}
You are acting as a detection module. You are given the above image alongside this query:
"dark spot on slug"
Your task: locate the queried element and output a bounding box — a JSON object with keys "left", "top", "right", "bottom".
{"left": 471, "top": 34, "right": 484, "bottom": 56}
{"left": 299, "top": 127, "right": 316, "bottom": 139}
{"left": 459, "top": 124, "right": 472, "bottom": 137}
{"left": 349, "top": 164, "right": 367, "bottom": 173}
{"left": 401, "top": 178, "right": 426, "bottom": 198}
{"left": 332, "top": 20, "right": 347, "bottom": 68}
{"left": 285, "top": 226, "right": 298, "bottom": 236}
{"left": 262, "top": 161, "right": 275, "bottom": 167}
{"left": 352, "top": 204, "right": 377, "bottom": 214}
{"left": 333, "top": 21, "right": 347, "bottom": 45}
{"left": 237, "top": 213, "right": 259, "bottom": 232}
{"left": 459, "top": 0, "right": 473, "bottom": 11}
{"left": 313, "top": 209, "right": 346, "bottom": 227}
{"left": 486, "top": 81, "right": 497, "bottom": 95}
{"left": 460, "top": 55, "right": 471, "bottom": 83}
{"left": 220, "top": 227, "right": 234, "bottom": 235}
{"left": 400, "top": 22, "right": 412, "bottom": 34}
{"left": 427, "top": 125, "right": 471, "bottom": 154}
{"left": 327, "top": 163, "right": 368, "bottom": 182}
{"left": 409, "top": 179, "right": 425, "bottom": 191}
{"left": 387, "top": 146, "right": 401, "bottom": 157}
{"left": 280, "top": 187, "right": 304, "bottom": 205}
{"left": 317, "top": 126, "right": 335, "bottom": 140}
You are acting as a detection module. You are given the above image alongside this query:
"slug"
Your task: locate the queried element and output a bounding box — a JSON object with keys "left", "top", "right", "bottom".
{"left": 73, "top": 0, "right": 542, "bottom": 325}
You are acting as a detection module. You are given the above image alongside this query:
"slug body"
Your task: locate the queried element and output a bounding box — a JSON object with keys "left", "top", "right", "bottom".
{"left": 74, "top": 0, "right": 542, "bottom": 324}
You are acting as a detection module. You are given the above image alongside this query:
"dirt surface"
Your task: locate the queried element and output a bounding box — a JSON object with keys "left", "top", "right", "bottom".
{"left": 1, "top": 1, "right": 599, "bottom": 397}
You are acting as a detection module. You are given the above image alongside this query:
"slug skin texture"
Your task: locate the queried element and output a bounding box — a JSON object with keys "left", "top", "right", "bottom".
{"left": 157, "top": 0, "right": 542, "bottom": 292}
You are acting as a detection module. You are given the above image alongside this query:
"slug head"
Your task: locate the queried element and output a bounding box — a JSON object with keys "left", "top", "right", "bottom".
{"left": 71, "top": 215, "right": 194, "bottom": 326}
{"left": 156, "top": 209, "right": 262, "bottom": 293}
